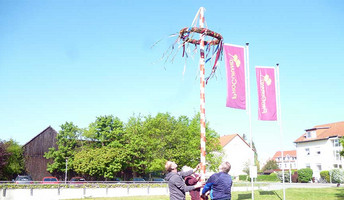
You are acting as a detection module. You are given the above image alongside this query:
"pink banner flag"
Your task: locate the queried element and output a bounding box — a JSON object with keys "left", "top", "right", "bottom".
{"left": 256, "top": 67, "right": 277, "bottom": 121}
{"left": 224, "top": 44, "right": 246, "bottom": 110}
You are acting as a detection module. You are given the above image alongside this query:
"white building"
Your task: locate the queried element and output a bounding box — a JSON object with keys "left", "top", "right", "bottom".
{"left": 272, "top": 150, "right": 297, "bottom": 170}
{"left": 219, "top": 134, "right": 255, "bottom": 177}
{"left": 294, "top": 121, "right": 344, "bottom": 179}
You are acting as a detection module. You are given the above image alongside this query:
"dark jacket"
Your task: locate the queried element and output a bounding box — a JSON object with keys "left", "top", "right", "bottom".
{"left": 165, "top": 170, "right": 195, "bottom": 200}
{"left": 202, "top": 172, "right": 232, "bottom": 200}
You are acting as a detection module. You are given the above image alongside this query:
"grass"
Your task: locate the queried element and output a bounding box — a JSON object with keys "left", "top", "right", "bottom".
{"left": 66, "top": 187, "right": 344, "bottom": 200}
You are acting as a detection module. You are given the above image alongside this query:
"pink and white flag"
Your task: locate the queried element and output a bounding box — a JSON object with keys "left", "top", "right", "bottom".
{"left": 224, "top": 44, "right": 246, "bottom": 110}
{"left": 256, "top": 67, "right": 277, "bottom": 121}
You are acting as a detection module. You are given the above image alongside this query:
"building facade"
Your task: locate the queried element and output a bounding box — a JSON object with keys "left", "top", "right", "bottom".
{"left": 23, "top": 126, "right": 58, "bottom": 181}
{"left": 294, "top": 121, "right": 344, "bottom": 179}
{"left": 272, "top": 150, "right": 297, "bottom": 170}
{"left": 219, "top": 134, "right": 255, "bottom": 177}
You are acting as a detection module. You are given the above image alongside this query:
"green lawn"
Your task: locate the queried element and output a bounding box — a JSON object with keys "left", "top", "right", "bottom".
{"left": 67, "top": 187, "right": 344, "bottom": 200}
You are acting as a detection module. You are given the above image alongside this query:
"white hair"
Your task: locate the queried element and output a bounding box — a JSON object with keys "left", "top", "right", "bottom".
{"left": 181, "top": 166, "right": 193, "bottom": 172}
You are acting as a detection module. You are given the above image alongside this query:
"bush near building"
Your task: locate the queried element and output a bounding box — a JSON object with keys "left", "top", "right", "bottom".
{"left": 329, "top": 169, "right": 344, "bottom": 183}
{"left": 297, "top": 168, "right": 313, "bottom": 183}
{"left": 320, "top": 171, "right": 330, "bottom": 183}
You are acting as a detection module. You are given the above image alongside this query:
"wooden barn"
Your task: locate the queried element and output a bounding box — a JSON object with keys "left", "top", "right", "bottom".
{"left": 23, "top": 126, "right": 58, "bottom": 181}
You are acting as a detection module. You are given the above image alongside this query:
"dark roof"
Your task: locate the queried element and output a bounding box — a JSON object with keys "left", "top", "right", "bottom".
{"left": 23, "top": 126, "right": 57, "bottom": 147}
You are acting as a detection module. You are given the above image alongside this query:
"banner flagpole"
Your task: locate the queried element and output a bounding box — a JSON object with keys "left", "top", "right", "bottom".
{"left": 246, "top": 43, "right": 255, "bottom": 200}
{"left": 199, "top": 7, "right": 207, "bottom": 182}
{"left": 276, "top": 63, "right": 286, "bottom": 200}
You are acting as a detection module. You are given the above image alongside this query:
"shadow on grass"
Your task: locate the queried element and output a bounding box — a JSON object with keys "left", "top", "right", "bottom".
{"left": 237, "top": 193, "right": 251, "bottom": 200}
{"left": 335, "top": 188, "right": 344, "bottom": 199}
{"left": 259, "top": 190, "right": 282, "bottom": 200}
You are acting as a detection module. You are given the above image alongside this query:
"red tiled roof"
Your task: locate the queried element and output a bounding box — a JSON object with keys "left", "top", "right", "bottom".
{"left": 219, "top": 134, "right": 253, "bottom": 151}
{"left": 294, "top": 121, "right": 344, "bottom": 143}
{"left": 219, "top": 134, "right": 237, "bottom": 147}
{"left": 272, "top": 150, "right": 296, "bottom": 159}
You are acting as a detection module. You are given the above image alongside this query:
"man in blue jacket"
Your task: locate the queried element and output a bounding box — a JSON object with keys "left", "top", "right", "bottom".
{"left": 201, "top": 162, "right": 232, "bottom": 200}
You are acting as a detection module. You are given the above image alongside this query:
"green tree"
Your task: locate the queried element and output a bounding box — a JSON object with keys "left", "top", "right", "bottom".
{"left": 73, "top": 146, "right": 125, "bottom": 179}
{"left": 83, "top": 115, "right": 125, "bottom": 147}
{"left": 3, "top": 139, "right": 24, "bottom": 180}
{"left": 123, "top": 114, "right": 147, "bottom": 176}
{"left": 44, "top": 122, "right": 81, "bottom": 177}
{"left": 0, "top": 140, "right": 12, "bottom": 180}
{"left": 262, "top": 159, "right": 279, "bottom": 172}
{"left": 124, "top": 112, "right": 222, "bottom": 175}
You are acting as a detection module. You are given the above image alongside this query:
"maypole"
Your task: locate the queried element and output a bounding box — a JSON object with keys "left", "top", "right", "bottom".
{"left": 199, "top": 7, "right": 207, "bottom": 182}
{"left": 162, "top": 7, "right": 223, "bottom": 181}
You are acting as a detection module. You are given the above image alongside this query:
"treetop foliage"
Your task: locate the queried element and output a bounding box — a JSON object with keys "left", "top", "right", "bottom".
{"left": 44, "top": 112, "right": 223, "bottom": 180}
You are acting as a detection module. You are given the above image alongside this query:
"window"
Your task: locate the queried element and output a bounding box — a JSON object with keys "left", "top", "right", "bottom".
{"left": 305, "top": 148, "right": 310, "bottom": 156}
{"left": 333, "top": 139, "right": 340, "bottom": 147}
{"left": 316, "top": 147, "right": 321, "bottom": 155}
{"left": 306, "top": 131, "right": 315, "bottom": 138}
{"left": 334, "top": 150, "right": 342, "bottom": 161}
{"left": 316, "top": 164, "right": 322, "bottom": 171}
{"left": 306, "top": 163, "right": 310, "bottom": 168}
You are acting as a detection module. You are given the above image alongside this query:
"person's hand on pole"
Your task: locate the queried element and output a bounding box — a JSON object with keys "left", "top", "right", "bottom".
{"left": 193, "top": 163, "right": 201, "bottom": 173}
{"left": 194, "top": 181, "right": 205, "bottom": 188}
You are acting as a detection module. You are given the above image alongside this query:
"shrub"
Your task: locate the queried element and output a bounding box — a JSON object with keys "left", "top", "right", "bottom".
{"left": 330, "top": 169, "right": 344, "bottom": 183}
{"left": 297, "top": 168, "right": 313, "bottom": 183}
{"left": 256, "top": 173, "right": 279, "bottom": 182}
{"left": 320, "top": 171, "right": 330, "bottom": 183}
{"left": 291, "top": 171, "right": 298, "bottom": 183}
{"left": 239, "top": 175, "right": 247, "bottom": 181}
{"left": 277, "top": 171, "right": 291, "bottom": 183}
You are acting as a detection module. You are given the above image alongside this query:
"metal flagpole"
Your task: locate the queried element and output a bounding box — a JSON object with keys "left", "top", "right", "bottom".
{"left": 246, "top": 43, "right": 254, "bottom": 200}
{"left": 199, "top": 7, "right": 207, "bottom": 182}
{"left": 276, "top": 63, "right": 285, "bottom": 200}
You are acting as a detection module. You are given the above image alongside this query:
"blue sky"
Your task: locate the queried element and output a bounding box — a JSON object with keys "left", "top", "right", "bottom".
{"left": 1, "top": 0, "right": 343, "bottom": 163}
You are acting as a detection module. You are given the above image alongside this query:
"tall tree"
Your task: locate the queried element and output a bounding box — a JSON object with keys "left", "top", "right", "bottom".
{"left": 3, "top": 139, "right": 24, "bottom": 180}
{"left": 262, "top": 159, "right": 279, "bottom": 171}
{"left": 0, "top": 140, "right": 11, "bottom": 180}
{"left": 0, "top": 139, "right": 24, "bottom": 180}
{"left": 73, "top": 146, "right": 126, "bottom": 180}
{"left": 124, "top": 112, "right": 222, "bottom": 175}
{"left": 83, "top": 115, "right": 125, "bottom": 147}
{"left": 44, "top": 122, "right": 81, "bottom": 177}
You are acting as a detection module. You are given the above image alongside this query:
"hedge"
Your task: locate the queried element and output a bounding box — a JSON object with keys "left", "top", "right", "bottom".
{"left": 239, "top": 175, "right": 248, "bottom": 181}
{"left": 256, "top": 173, "right": 279, "bottom": 182}
{"left": 298, "top": 168, "right": 313, "bottom": 183}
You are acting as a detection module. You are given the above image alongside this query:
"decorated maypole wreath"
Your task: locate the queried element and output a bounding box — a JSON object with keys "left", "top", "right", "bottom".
{"left": 155, "top": 7, "right": 223, "bottom": 181}
{"left": 177, "top": 7, "right": 223, "bottom": 181}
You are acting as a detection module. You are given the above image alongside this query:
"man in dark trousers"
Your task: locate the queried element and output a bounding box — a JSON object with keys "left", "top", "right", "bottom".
{"left": 165, "top": 161, "right": 204, "bottom": 200}
{"left": 201, "top": 162, "right": 232, "bottom": 200}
